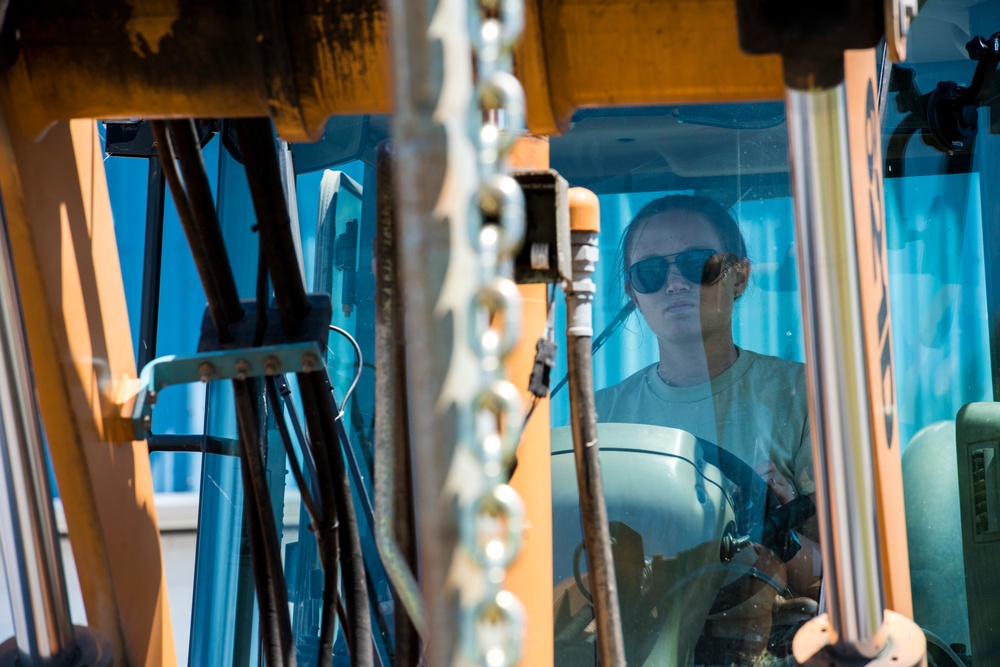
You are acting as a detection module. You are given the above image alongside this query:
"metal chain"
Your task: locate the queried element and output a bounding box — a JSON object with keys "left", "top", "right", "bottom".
{"left": 460, "top": 0, "right": 528, "bottom": 664}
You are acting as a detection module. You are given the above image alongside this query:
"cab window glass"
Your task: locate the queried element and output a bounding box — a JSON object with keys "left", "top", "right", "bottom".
{"left": 549, "top": 103, "right": 819, "bottom": 666}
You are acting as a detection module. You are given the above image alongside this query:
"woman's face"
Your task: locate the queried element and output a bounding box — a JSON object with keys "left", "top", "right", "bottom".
{"left": 625, "top": 211, "right": 749, "bottom": 347}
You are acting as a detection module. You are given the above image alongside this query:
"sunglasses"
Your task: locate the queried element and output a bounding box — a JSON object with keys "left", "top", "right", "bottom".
{"left": 626, "top": 249, "right": 735, "bottom": 294}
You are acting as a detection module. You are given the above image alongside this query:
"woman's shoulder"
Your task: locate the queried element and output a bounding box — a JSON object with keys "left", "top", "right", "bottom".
{"left": 593, "top": 363, "right": 658, "bottom": 418}
{"left": 595, "top": 364, "right": 657, "bottom": 401}
{"left": 741, "top": 349, "right": 806, "bottom": 387}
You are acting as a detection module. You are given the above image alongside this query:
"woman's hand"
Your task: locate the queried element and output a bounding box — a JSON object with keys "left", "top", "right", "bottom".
{"left": 754, "top": 460, "right": 796, "bottom": 504}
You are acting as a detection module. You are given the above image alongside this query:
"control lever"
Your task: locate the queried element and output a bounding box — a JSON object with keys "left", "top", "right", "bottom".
{"left": 722, "top": 494, "right": 817, "bottom": 563}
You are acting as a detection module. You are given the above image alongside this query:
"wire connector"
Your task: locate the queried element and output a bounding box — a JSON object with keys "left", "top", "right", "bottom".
{"left": 527, "top": 338, "right": 558, "bottom": 398}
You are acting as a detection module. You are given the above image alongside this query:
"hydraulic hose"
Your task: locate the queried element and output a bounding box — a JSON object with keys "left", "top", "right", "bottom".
{"left": 296, "top": 376, "right": 342, "bottom": 667}
{"left": 233, "top": 379, "right": 295, "bottom": 667}
{"left": 156, "top": 116, "right": 294, "bottom": 665}
{"left": 237, "top": 114, "right": 372, "bottom": 667}
{"left": 564, "top": 188, "right": 626, "bottom": 667}
{"left": 233, "top": 118, "right": 311, "bottom": 334}
{"left": 150, "top": 120, "right": 235, "bottom": 341}
{"left": 166, "top": 119, "right": 244, "bottom": 324}
{"left": 137, "top": 158, "right": 165, "bottom": 370}
{"left": 307, "top": 371, "right": 373, "bottom": 667}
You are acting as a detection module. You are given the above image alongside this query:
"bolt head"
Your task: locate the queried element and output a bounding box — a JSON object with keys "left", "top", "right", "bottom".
{"left": 301, "top": 352, "right": 319, "bottom": 373}
{"left": 198, "top": 362, "right": 215, "bottom": 383}
{"left": 263, "top": 356, "right": 281, "bottom": 375}
{"left": 235, "top": 359, "right": 252, "bottom": 381}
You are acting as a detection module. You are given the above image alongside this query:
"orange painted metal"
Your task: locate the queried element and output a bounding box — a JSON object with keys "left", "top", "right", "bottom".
{"left": 506, "top": 134, "right": 555, "bottom": 667}
{"left": 844, "top": 47, "right": 912, "bottom": 618}
{"left": 0, "top": 113, "right": 176, "bottom": 667}
{"left": 526, "top": 0, "right": 785, "bottom": 134}
{"left": 2, "top": 1, "right": 781, "bottom": 141}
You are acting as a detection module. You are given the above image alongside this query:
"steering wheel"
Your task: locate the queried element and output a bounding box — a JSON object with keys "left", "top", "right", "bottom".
{"left": 696, "top": 439, "right": 814, "bottom": 618}
{"left": 698, "top": 441, "right": 780, "bottom": 547}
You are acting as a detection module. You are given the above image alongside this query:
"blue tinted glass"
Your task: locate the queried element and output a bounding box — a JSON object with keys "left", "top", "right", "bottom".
{"left": 550, "top": 102, "right": 815, "bottom": 666}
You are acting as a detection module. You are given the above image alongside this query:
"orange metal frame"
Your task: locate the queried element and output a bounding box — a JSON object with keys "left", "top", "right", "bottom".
{"left": 0, "top": 111, "right": 176, "bottom": 666}
{"left": 0, "top": 4, "right": 912, "bottom": 665}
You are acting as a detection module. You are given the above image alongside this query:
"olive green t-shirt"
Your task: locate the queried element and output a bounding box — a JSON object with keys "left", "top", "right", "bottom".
{"left": 593, "top": 348, "right": 815, "bottom": 496}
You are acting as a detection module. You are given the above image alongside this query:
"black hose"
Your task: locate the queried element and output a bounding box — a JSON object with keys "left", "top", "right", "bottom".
{"left": 137, "top": 158, "right": 165, "bottom": 370}
{"left": 307, "top": 371, "right": 373, "bottom": 667}
{"left": 234, "top": 115, "right": 371, "bottom": 666}
{"left": 266, "top": 377, "right": 321, "bottom": 529}
{"left": 266, "top": 376, "right": 337, "bottom": 667}
{"left": 276, "top": 375, "right": 320, "bottom": 489}
{"left": 255, "top": 240, "right": 270, "bottom": 347}
{"left": 233, "top": 118, "right": 311, "bottom": 334}
{"left": 165, "top": 119, "right": 245, "bottom": 324}
{"left": 297, "top": 373, "right": 344, "bottom": 666}
{"left": 149, "top": 120, "right": 233, "bottom": 342}
{"left": 234, "top": 378, "right": 295, "bottom": 667}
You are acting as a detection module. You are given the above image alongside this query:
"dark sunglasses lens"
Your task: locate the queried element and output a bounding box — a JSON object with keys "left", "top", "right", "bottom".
{"left": 629, "top": 258, "right": 668, "bottom": 294}
{"left": 676, "top": 250, "right": 723, "bottom": 284}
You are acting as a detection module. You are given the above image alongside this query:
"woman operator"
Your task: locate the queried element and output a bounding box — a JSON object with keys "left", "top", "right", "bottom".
{"left": 594, "top": 194, "right": 821, "bottom": 600}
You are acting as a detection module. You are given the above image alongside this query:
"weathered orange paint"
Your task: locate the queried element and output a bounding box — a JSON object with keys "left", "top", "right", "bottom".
{"left": 2, "top": 0, "right": 781, "bottom": 141}
{"left": 844, "top": 48, "right": 912, "bottom": 617}
{"left": 507, "top": 135, "right": 555, "bottom": 667}
{"left": 529, "top": 0, "right": 785, "bottom": 133}
{"left": 0, "top": 110, "right": 176, "bottom": 667}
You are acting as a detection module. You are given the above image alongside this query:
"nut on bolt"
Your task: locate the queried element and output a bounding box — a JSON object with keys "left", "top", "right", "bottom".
{"left": 235, "top": 359, "right": 252, "bottom": 381}
{"left": 301, "top": 352, "right": 320, "bottom": 373}
{"left": 198, "top": 362, "right": 216, "bottom": 383}
{"left": 263, "top": 355, "right": 281, "bottom": 375}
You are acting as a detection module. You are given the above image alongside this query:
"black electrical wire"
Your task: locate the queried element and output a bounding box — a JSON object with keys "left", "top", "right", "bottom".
{"left": 165, "top": 119, "right": 245, "bottom": 325}
{"left": 551, "top": 301, "right": 637, "bottom": 398}
{"left": 150, "top": 120, "right": 234, "bottom": 342}
{"left": 276, "top": 375, "right": 321, "bottom": 490}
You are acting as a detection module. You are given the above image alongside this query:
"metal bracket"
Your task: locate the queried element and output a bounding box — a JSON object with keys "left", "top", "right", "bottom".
{"left": 129, "top": 341, "right": 325, "bottom": 440}
{"left": 512, "top": 169, "right": 571, "bottom": 284}
{"left": 793, "top": 610, "right": 926, "bottom": 667}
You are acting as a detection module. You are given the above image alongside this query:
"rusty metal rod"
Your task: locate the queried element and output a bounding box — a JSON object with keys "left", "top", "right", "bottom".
{"left": 373, "top": 140, "right": 425, "bottom": 656}
{"left": 564, "top": 189, "right": 626, "bottom": 667}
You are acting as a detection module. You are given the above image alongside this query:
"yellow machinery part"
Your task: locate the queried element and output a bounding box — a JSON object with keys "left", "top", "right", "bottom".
{"left": 506, "top": 135, "right": 556, "bottom": 667}
{"left": 0, "top": 111, "right": 176, "bottom": 667}
{"left": 0, "top": 0, "right": 783, "bottom": 141}
{"left": 844, "top": 47, "right": 912, "bottom": 619}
